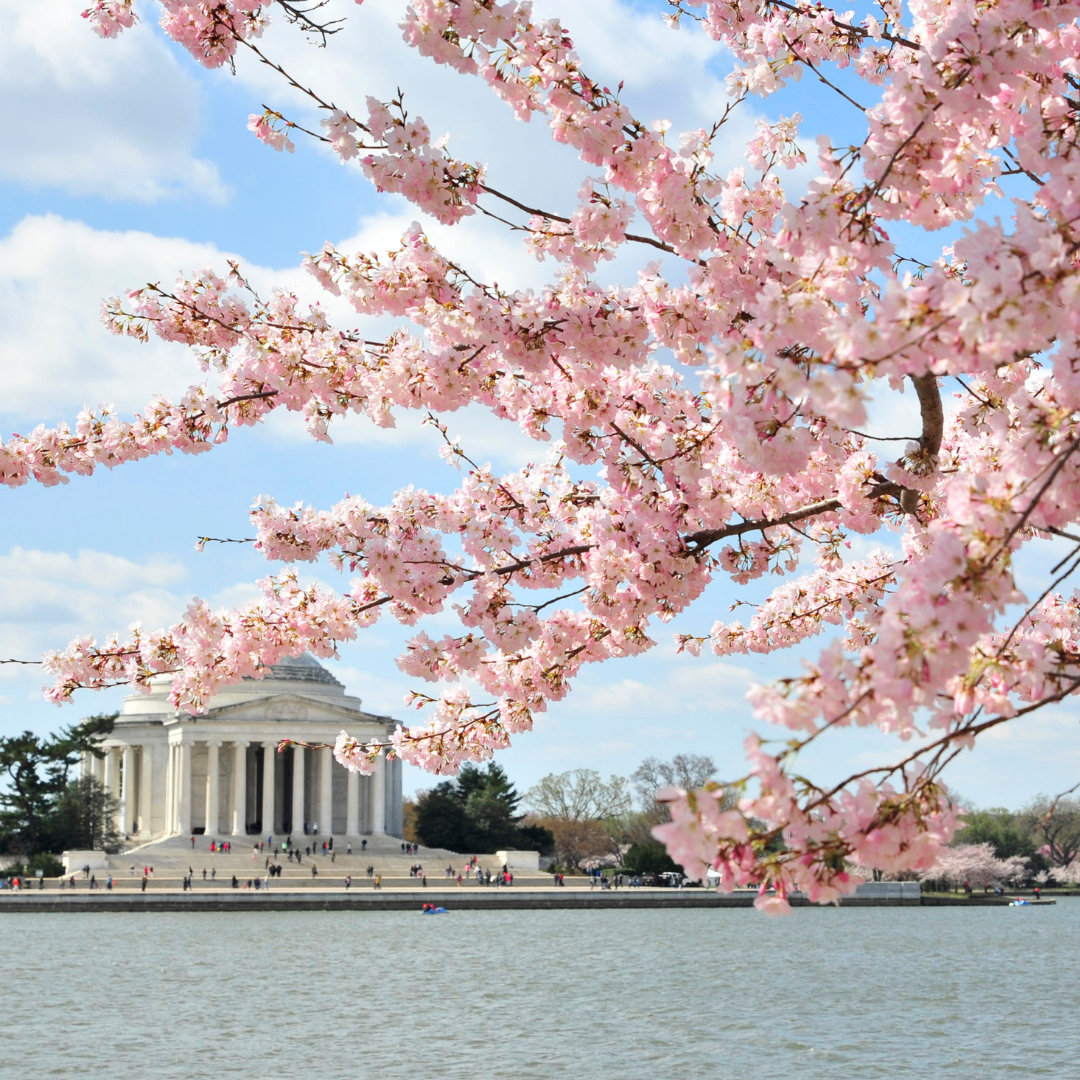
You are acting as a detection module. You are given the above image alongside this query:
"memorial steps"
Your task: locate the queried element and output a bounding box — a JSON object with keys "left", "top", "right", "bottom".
{"left": 85, "top": 835, "right": 551, "bottom": 890}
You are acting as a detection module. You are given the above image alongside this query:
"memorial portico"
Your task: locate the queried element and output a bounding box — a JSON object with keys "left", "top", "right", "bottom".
{"left": 80, "top": 654, "right": 403, "bottom": 841}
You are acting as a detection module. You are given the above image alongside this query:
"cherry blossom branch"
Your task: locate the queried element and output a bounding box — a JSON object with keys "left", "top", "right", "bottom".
{"left": 764, "top": 0, "right": 922, "bottom": 51}
{"left": 683, "top": 499, "right": 843, "bottom": 552}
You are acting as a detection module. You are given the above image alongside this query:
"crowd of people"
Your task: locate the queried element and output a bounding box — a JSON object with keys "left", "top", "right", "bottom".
{"left": 1, "top": 836, "right": 544, "bottom": 895}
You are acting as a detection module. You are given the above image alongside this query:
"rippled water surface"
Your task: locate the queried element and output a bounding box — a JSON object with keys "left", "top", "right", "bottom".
{"left": 6, "top": 904, "right": 1077, "bottom": 1079}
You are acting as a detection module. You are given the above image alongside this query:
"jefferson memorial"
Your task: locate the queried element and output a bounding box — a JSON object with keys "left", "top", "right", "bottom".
{"left": 80, "top": 654, "right": 404, "bottom": 841}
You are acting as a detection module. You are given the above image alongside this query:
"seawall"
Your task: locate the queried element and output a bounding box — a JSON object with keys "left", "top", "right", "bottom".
{"left": 0, "top": 887, "right": 979, "bottom": 912}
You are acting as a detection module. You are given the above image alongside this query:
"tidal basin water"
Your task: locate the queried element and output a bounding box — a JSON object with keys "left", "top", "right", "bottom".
{"left": 8, "top": 904, "right": 1077, "bottom": 1079}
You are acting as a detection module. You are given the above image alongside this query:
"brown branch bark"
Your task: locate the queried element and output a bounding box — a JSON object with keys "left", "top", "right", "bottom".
{"left": 911, "top": 372, "right": 943, "bottom": 459}
{"left": 897, "top": 372, "right": 943, "bottom": 515}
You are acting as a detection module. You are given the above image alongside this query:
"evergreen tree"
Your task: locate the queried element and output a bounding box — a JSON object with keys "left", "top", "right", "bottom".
{"left": 45, "top": 777, "right": 120, "bottom": 853}
{"left": 0, "top": 714, "right": 115, "bottom": 855}
{"left": 413, "top": 764, "right": 547, "bottom": 854}
{"left": 414, "top": 782, "right": 479, "bottom": 853}
{"left": 625, "top": 840, "right": 679, "bottom": 876}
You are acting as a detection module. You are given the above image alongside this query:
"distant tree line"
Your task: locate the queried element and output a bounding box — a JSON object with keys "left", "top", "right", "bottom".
{"left": 0, "top": 715, "right": 119, "bottom": 859}
{"left": 522, "top": 753, "right": 722, "bottom": 874}
{"left": 408, "top": 751, "right": 721, "bottom": 874}
{"left": 955, "top": 793, "right": 1080, "bottom": 879}
{"left": 408, "top": 751, "right": 1080, "bottom": 886}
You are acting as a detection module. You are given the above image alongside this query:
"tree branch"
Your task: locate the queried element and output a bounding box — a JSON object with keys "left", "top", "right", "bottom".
{"left": 911, "top": 372, "right": 943, "bottom": 459}
{"left": 683, "top": 499, "right": 843, "bottom": 551}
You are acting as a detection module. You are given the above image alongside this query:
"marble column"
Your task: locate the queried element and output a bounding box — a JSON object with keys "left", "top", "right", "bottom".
{"left": 204, "top": 740, "right": 221, "bottom": 836}
{"left": 103, "top": 748, "right": 118, "bottom": 801}
{"left": 371, "top": 753, "right": 386, "bottom": 835}
{"left": 261, "top": 741, "right": 276, "bottom": 837}
{"left": 164, "top": 746, "right": 174, "bottom": 834}
{"left": 346, "top": 767, "right": 360, "bottom": 836}
{"left": 231, "top": 741, "right": 248, "bottom": 836}
{"left": 392, "top": 756, "right": 403, "bottom": 838}
{"left": 138, "top": 745, "right": 152, "bottom": 837}
{"left": 120, "top": 745, "right": 135, "bottom": 834}
{"left": 290, "top": 745, "right": 305, "bottom": 836}
{"left": 318, "top": 747, "right": 333, "bottom": 836}
{"left": 177, "top": 741, "right": 192, "bottom": 836}
{"left": 167, "top": 743, "right": 178, "bottom": 833}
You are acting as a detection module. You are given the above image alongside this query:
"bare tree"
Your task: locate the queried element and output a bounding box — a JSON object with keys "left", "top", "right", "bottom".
{"left": 1020, "top": 787, "right": 1080, "bottom": 868}
{"left": 632, "top": 754, "right": 718, "bottom": 810}
{"left": 524, "top": 771, "right": 633, "bottom": 869}
{"left": 529, "top": 816, "right": 614, "bottom": 870}
{"left": 525, "top": 770, "right": 632, "bottom": 822}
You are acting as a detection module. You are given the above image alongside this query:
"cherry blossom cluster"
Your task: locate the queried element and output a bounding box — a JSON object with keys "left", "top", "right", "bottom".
{"left": 33, "top": 0, "right": 1080, "bottom": 902}
{"left": 81, "top": 0, "right": 267, "bottom": 65}
{"left": 81, "top": 0, "right": 136, "bottom": 37}
{"left": 919, "top": 843, "right": 1028, "bottom": 890}
{"left": 654, "top": 750, "right": 961, "bottom": 914}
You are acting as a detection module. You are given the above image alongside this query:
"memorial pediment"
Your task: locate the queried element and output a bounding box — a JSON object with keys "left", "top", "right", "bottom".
{"left": 196, "top": 693, "right": 385, "bottom": 726}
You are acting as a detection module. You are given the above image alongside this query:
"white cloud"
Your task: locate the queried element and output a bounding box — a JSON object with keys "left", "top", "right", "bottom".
{"left": 0, "top": 214, "right": 248, "bottom": 419}
{"left": 539, "top": 0, "right": 723, "bottom": 90}
{"left": 0, "top": 0, "right": 226, "bottom": 201}
{"left": 207, "top": 580, "right": 265, "bottom": 612}
{"left": 265, "top": 400, "right": 546, "bottom": 472}
{"left": 584, "top": 659, "right": 754, "bottom": 719}
{"left": 0, "top": 546, "right": 188, "bottom": 673}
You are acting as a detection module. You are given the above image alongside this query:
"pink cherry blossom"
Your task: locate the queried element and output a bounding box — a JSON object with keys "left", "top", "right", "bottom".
{"left": 19, "top": 0, "right": 1080, "bottom": 906}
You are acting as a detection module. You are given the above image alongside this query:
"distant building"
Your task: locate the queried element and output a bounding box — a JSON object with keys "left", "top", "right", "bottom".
{"left": 80, "top": 654, "right": 403, "bottom": 840}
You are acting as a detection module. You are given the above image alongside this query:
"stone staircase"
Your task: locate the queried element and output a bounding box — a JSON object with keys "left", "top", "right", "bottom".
{"left": 80, "top": 834, "right": 553, "bottom": 891}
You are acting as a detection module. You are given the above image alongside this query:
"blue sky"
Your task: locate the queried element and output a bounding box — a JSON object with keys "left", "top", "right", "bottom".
{"left": 0, "top": 0, "right": 1075, "bottom": 808}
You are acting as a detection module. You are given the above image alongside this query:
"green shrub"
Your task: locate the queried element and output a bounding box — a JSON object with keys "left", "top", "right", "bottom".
{"left": 3, "top": 852, "right": 64, "bottom": 879}
{"left": 624, "top": 840, "right": 679, "bottom": 876}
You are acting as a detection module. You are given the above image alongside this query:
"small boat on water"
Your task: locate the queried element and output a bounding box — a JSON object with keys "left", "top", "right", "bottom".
{"left": 421, "top": 903, "right": 449, "bottom": 914}
{"left": 1009, "top": 898, "right": 1056, "bottom": 906}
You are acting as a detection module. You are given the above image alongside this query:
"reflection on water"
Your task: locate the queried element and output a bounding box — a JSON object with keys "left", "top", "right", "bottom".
{"left": 7, "top": 905, "right": 1076, "bottom": 1079}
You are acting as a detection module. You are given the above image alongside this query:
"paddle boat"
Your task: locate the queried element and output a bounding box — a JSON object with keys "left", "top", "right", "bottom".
{"left": 421, "top": 903, "right": 449, "bottom": 914}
